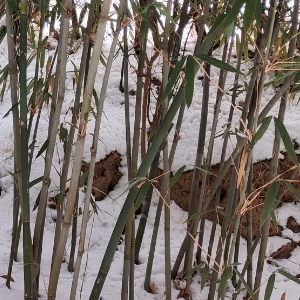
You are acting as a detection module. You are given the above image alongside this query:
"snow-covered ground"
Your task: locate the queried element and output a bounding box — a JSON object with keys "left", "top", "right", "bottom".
{"left": 0, "top": 26, "right": 300, "bottom": 300}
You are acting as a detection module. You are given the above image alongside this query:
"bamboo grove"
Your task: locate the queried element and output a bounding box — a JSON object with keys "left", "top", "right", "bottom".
{"left": 2, "top": 0, "right": 300, "bottom": 299}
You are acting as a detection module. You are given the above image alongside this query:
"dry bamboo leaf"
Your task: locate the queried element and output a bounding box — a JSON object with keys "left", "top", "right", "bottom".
{"left": 237, "top": 148, "right": 248, "bottom": 188}
{"left": 149, "top": 282, "right": 157, "bottom": 294}
{"left": 281, "top": 292, "right": 286, "bottom": 300}
{"left": 1, "top": 274, "right": 15, "bottom": 282}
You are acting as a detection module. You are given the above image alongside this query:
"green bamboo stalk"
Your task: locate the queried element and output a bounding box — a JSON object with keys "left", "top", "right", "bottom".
{"left": 161, "top": 1, "right": 172, "bottom": 297}
{"left": 144, "top": 190, "right": 164, "bottom": 292}
{"left": 68, "top": 190, "right": 79, "bottom": 273}
{"left": 184, "top": 58, "right": 211, "bottom": 286}
{"left": 48, "top": 1, "right": 112, "bottom": 298}
{"left": 253, "top": 1, "right": 298, "bottom": 298}
{"left": 6, "top": 1, "right": 23, "bottom": 289}
{"left": 134, "top": 154, "right": 160, "bottom": 264}
{"left": 121, "top": 2, "right": 133, "bottom": 297}
{"left": 70, "top": 2, "right": 124, "bottom": 298}
{"left": 20, "top": 1, "right": 32, "bottom": 298}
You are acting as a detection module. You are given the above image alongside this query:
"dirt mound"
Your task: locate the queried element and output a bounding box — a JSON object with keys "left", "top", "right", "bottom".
{"left": 162, "top": 153, "right": 300, "bottom": 239}
{"left": 81, "top": 151, "right": 122, "bottom": 201}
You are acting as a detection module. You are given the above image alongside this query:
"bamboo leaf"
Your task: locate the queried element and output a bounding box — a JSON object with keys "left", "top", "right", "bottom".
{"left": 0, "top": 25, "right": 7, "bottom": 43}
{"left": 217, "top": 209, "right": 236, "bottom": 223}
{"left": 32, "top": 191, "right": 41, "bottom": 212}
{"left": 183, "top": 263, "right": 204, "bottom": 280}
{"left": 196, "top": 54, "right": 243, "bottom": 75}
{"left": 184, "top": 208, "right": 215, "bottom": 223}
{"left": 270, "top": 210, "right": 279, "bottom": 231}
{"left": 223, "top": 0, "right": 246, "bottom": 30}
{"left": 159, "top": 56, "right": 186, "bottom": 105}
{"left": 185, "top": 56, "right": 195, "bottom": 107}
{"left": 28, "top": 176, "right": 44, "bottom": 189}
{"left": 278, "top": 269, "right": 300, "bottom": 285}
{"left": 274, "top": 117, "right": 299, "bottom": 166}
{"left": 29, "top": 260, "right": 40, "bottom": 283}
{"left": 36, "top": 138, "right": 49, "bottom": 158}
{"left": 201, "top": 265, "right": 209, "bottom": 289}
{"left": 248, "top": 116, "right": 272, "bottom": 151}
{"left": 218, "top": 267, "right": 232, "bottom": 299}
{"left": 283, "top": 180, "right": 300, "bottom": 202}
{"left": 134, "top": 180, "right": 150, "bottom": 209}
{"left": 260, "top": 181, "right": 280, "bottom": 228}
{"left": 2, "top": 102, "right": 19, "bottom": 119}
{"left": 118, "top": 177, "right": 148, "bottom": 199}
{"left": 169, "top": 165, "right": 186, "bottom": 188}
{"left": 264, "top": 273, "right": 275, "bottom": 300}
{"left": 255, "top": 0, "right": 262, "bottom": 27}
{"left": 233, "top": 268, "right": 254, "bottom": 298}
{"left": 243, "top": 0, "right": 256, "bottom": 34}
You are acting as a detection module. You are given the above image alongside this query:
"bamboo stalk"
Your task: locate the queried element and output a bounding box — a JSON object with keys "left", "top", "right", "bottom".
{"left": 253, "top": 1, "right": 298, "bottom": 298}
{"left": 48, "top": 1, "right": 112, "bottom": 298}
{"left": 33, "top": 0, "right": 72, "bottom": 283}
{"left": 51, "top": 0, "right": 97, "bottom": 269}
{"left": 70, "top": 1, "right": 125, "bottom": 296}
{"left": 20, "top": 1, "right": 32, "bottom": 298}
{"left": 6, "top": 2, "right": 23, "bottom": 289}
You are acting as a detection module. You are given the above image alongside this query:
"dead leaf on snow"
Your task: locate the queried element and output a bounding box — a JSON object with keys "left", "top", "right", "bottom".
{"left": 149, "top": 282, "right": 157, "bottom": 294}
{"left": 1, "top": 274, "right": 15, "bottom": 282}
{"left": 281, "top": 292, "right": 286, "bottom": 300}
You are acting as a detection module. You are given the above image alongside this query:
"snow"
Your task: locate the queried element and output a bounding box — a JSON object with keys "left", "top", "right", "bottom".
{"left": 0, "top": 23, "right": 300, "bottom": 300}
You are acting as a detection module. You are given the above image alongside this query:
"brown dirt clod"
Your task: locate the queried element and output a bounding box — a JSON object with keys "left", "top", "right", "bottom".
{"left": 81, "top": 151, "right": 122, "bottom": 201}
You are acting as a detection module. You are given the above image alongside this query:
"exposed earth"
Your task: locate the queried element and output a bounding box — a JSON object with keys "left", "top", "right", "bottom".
{"left": 49, "top": 150, "right": 300, "bottom": 259}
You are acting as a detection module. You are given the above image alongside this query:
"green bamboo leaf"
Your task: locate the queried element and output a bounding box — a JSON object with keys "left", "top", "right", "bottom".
{"left": 169, "top": 165, "right": 186, "bottom": 188}
{"left": 0, "top": 25, "right": 7, "bottom": 43}
{"left": 36, "top": 138, "right": 49, "bottom": 159}
{"left": 118, "top": 177, "right": 148, "bottom": 199}
{"left": 264, "top": 273, "right": 275, "bottom": 300}
{"left": 2, "top": 102, "right": 19, "bottom": 119}
{"left": 40, "top": 47, "right": 45, "bottom": 70}
{"left": 196, "top": 54, "right": 243, "bottom": 75}
{"left": 7, "top": 171, "right": 17, "bottom": 181}
{"left": 184, "top": 208, "right": 215, "bottom": 223}
{"left": 283, "top": 180, "right": 300, "bottom": 202}
{"left": 79, "top": 168, "right": 89, "bottom": 188}
{"left": 134, "top": 180, "right": 150, "bottom": 209}
{"left": 233, "top": 268, "right": 254, "bottom": 298}
{"left": 260, "top": 181, "right": 280, "bottom": 228}
{"left": 217, "top": 209, "right": 236, "bottom": 223}
{"left": 255, "top": 0, "right": 262, "bottom": 27}
{"left": 159, "top": 56, "right": 186, "bottom": 105}
{"left": 274, "top": 117, "right": 299, "bottom": 166}
{"left": 185, "top": 56, "right": 195, "bottom": 107}
{"left": 270, "top": 210, "right": 279, "bottom": 231}
{"left": 59, "top": 123, "right": 68, "bottom": 153}
{"left": 184, "top": 263, "right": 204, "bottom": 280}
{"left": 243, "top": 0, "right": 256, "bottom": 34}
{"left": 248, "top": 116, "right": 272, "bottom": 151}
{"left": 201, "top": 265, "right": 209, "bottom": 289}
{"left": 32, "top": 191, "right": 41, "bottom": 212}
{"left": 140, "top": 19, "right": 147, "bottom": 46}
{"left": 29, "top": 260, "right": 40, "bottom": 283}
{"left": 223, "top": 0, "right": 246, "bottom": 30}
{"left": 218, "top": 267, "right": 232, "bottom": 299}
{"left": 278, "top": 269, "right": 300, "bottom": 285}
{"left": 28, "top": 176, "right": 44, "bottom": 189}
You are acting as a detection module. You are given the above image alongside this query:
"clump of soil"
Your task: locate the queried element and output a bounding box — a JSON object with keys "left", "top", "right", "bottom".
{"left": 157, "top": 153, "right": 300, "bottom": 240}
{"left": 81, "top": 151, "right": 122, "bottom": 201}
